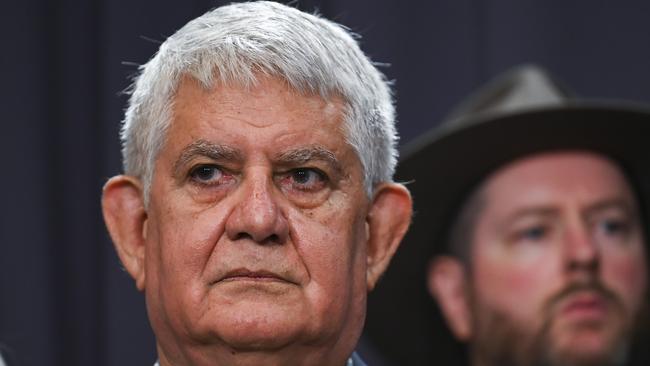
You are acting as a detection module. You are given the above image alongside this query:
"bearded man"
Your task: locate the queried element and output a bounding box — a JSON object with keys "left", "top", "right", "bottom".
{"left": 366, "top": 65, "right": 650, "bottom": 366}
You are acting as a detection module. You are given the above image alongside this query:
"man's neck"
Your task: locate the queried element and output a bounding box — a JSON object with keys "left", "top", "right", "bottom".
{"left": 155, "top": 346, "right": 359, "bottom": 366}
{"left": 155, "top": 355, "right": 359, "bottom": 366}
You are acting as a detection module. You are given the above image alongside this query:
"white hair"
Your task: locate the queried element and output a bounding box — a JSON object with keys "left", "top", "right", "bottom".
{"left": 121, "top": 1, "right": 398, "bottom": 201}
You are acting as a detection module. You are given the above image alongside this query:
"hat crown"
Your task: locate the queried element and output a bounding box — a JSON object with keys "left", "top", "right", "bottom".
{"left": 445, "top": 65, "right": 574, "bottom": 127}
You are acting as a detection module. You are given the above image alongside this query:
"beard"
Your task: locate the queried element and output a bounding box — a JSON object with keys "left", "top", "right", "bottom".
{"left": 469, "top": 280, "right": 641, "bottom": 366}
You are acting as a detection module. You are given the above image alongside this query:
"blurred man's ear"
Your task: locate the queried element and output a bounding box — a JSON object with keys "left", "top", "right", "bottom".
{"left": 102, "top": 175, "right": 148, "bottom": 291}
{"left": 365, "top": 183, "right": 412, "bottom": 290}
{"left": 428, "top": 256, "right": 472, "bottom": 340}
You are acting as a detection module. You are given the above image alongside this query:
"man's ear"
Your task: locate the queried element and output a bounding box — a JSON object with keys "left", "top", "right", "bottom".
{"left": 427, "top": 256, "right": 472, "bottom": 340}
{"left": 365, "top": 183, "right": 412, "bottom": 290}
{"left": 102, "top": 175, "right": 148, "bottom": 291}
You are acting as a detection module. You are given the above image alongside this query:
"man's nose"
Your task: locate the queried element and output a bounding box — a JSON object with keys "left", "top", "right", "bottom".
{"left": 225, "top": 172, "right": 289, "bottom": 244}
{"left": 563, "top": 222, "right": 600, "bottom": 273}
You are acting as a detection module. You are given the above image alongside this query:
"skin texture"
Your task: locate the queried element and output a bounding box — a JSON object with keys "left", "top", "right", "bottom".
{"left": 430, "top": 151, "right": 647, "bottom": 366}
{"left": 102, "top": 76, "right": 411, "bottom": 366}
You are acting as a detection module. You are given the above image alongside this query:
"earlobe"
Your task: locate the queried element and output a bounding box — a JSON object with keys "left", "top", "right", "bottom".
{"left": 427, "top": 256, "right": 472, "bottom": 340}
{"left": 102, "top": 175, "right": 148, "bottom": 291}
{"left": 365, "top": 183, "right": 412, "bottom": 290}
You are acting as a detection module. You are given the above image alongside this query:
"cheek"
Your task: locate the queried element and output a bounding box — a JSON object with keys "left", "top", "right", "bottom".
{"left": 290, "top": 202, "right": 367, "bottom": 313}
{"left": 601, "top": 246, "right": 648, "bottom": 311}
{"left": 473, "top": 250, "right": 562, "bottom": 321}
{"left": 147, "top": 199, "right": 229, "bottom": 295}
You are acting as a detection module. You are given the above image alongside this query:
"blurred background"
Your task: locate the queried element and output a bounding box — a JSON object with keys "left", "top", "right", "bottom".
{"left": 2, "top": 1, "right": 650, "bottom": 365}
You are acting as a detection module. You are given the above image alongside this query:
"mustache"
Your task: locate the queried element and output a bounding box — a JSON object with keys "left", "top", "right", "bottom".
{"left": 543, "top": 280, "right": 624, "bottom": 315}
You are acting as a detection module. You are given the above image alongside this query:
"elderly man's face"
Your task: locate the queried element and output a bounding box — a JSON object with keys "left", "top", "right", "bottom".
{"left": 103, "top": 76, "right": 410, "bottom": 365}
{"left": 431, "top": 152, "right": 647, "bottom": 366}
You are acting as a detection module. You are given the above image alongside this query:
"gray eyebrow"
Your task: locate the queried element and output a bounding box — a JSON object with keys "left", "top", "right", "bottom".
{"left": 173, "top": 139, "right": 243, "bottom": 174}
{"left": 275, "top": 146, "right": 344, "bottom": 176}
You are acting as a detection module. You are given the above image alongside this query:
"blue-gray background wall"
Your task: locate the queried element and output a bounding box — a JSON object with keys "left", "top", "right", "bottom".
{"left": 2, "top": 1, "right": 650, "bottom": 365}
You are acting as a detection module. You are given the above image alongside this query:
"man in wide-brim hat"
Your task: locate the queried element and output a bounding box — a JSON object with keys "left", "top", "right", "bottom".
{"left": 365, "top": 65, "right": 650, "bottom": 365}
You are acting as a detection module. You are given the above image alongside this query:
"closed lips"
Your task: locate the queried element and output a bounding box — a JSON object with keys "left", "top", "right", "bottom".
{"left": 218, "top": 268, "right": 292, "bottom": 283}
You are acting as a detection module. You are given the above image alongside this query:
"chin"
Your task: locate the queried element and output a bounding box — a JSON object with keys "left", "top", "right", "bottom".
{"left": 217, "top": 327, "right": 303, "bottom": 351}
{"left": 549, "top": 328, "right": 626, "bottom": 366}
{"left": 192, "top": 300, "right": 314, "bottom": 351}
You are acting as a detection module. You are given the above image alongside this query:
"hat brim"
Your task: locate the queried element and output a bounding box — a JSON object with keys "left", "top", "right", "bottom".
{"left": 364, "top": 103, "right": 650, "bottom": 365}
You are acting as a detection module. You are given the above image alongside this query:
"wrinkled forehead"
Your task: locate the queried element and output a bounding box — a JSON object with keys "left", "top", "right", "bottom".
{"left": 163, "top": 75, "right": 360, "bottom": 169}
{"left": 176, "top": 73, "right": 341, "bottom": 108}
{"left": 170, "top": 73, "right": 349, "bottom": 126}
{"left": 170, "top": 74, "right": 347, "bottom": 137}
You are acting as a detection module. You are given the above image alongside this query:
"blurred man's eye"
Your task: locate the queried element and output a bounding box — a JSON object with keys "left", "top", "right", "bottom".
{"left": 516, "top": 225, "right": 549, "bottom": 242}
{"left": 593, "top": 216, "right": 633, "bottom": 244}
{"left": 599, "top": 219, "right": 628, "bottom": 235}
{"left": 505, "top": 215, "right": 558, "bottom": 247}
{"left": 589, "top": 205, "right": 638, "bottom": 245}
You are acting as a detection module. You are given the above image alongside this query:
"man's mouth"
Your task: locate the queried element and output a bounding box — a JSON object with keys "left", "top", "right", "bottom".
{"left": 559, "top": 291, "right": 609, "bottom": 321}
{"left": 218, "top": 268, "right": 290, "bottom": 283}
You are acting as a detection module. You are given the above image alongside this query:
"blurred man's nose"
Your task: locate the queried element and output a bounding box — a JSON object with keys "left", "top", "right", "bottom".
{"left": 225, "top": 170, "right": 289, "bottom": 244}
{"left": 563, "top": 220, "right": 600, "bottom": 274}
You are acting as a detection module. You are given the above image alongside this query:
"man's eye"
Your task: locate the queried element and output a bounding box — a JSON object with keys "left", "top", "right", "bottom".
{"left": 601, "top": 220, "right": 626, "bottom": 234}
{"left": 595, "top": 218, "right": 630, "bottom": 239}
{"left": 515, "top": 225, "right": 549, "bottom": 243}
{"left": 189, "top": 165, "right": 225, "bottom": 184}
{"left": 285, "top": 168, "right": 327, "bottom": 191}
